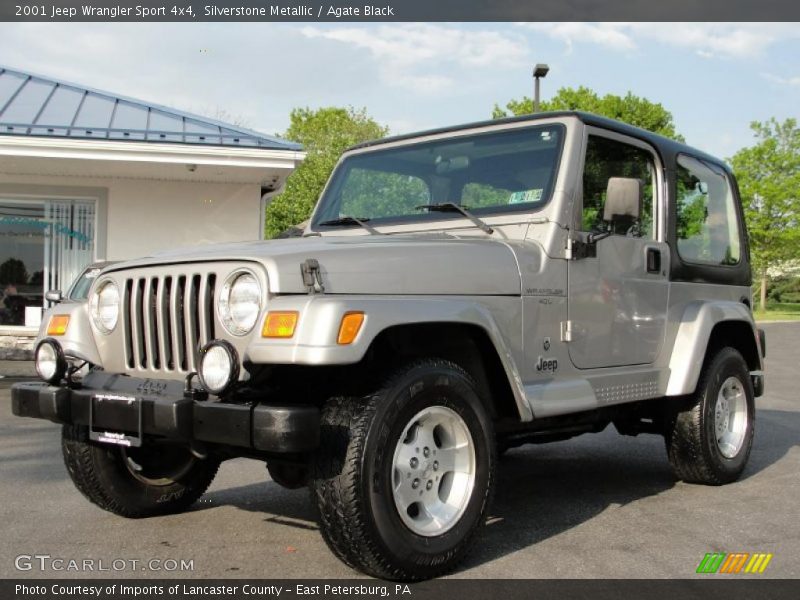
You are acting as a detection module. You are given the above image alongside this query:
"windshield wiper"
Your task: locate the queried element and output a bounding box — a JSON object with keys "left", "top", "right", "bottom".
{"left": 415, "top": 202, "right": 494, "bottom": 235}
{"left": 317, "top": 216, "right": 383, "bottom": 235}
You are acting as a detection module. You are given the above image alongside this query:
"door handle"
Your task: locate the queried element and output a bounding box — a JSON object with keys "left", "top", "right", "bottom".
{"left": 646, "top": 247, "right": 661, "bottom": 274}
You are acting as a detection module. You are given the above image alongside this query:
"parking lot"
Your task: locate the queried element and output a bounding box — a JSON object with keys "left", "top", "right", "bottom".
{"left": 1, "top": 322, "right": 797, "bottom": 580}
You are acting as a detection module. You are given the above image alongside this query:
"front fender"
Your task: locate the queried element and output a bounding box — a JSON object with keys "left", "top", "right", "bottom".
{"left": 665, "top": 301, "right": 761, "bottom": 396}
{"left": 245, "top": 295, "right": 531, "bottom": 420}
{"left": 37, "top": 302, "right": 102, "bottom": 365}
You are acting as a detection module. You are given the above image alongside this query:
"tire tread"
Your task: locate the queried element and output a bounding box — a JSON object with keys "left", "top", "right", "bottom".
{"left": 311, "top": 359, "right": 493, "bottom": 580}
{"left": 666, "top": 347, "right": 754, "bottom": 486}
{"left": 62, "top": 424, "right": 219, "bottom": 518}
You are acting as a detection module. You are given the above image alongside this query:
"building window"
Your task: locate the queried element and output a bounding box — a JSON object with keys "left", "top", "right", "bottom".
{"left": 0, "top": 198, "right": 95, "bottom": 327}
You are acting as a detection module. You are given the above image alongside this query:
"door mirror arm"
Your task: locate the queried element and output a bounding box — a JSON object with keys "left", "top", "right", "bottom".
{"left": 568, "top": 231, "right": 610, "bottom": 260}
{"left": 587, "top": 231, "right": 611, "bottom": 244}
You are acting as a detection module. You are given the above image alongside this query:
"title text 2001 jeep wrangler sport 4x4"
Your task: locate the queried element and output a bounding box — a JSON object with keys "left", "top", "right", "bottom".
{"left": 13, "top": 112, "right": 766, "bottom": 580}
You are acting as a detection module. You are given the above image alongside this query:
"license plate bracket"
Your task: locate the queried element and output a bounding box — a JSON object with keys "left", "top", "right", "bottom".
{"left": 89, "top": 393, "right": 143, "bottom": 447}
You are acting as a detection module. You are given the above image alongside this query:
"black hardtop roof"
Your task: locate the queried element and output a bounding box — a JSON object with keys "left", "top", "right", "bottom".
{"left": 349, "top": 111, "right": 727, "bottom": 170}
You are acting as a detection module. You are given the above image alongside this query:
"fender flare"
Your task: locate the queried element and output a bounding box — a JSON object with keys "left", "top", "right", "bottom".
{"left": 246, "top": 295, "right": 532, "bottom": 420}
{"left": 665, "top": 300, "right": 761, "bottom": 396}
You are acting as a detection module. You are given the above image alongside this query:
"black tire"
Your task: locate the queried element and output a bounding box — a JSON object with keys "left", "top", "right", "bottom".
{"left": 496, "top": 441, "right": 511, "bottom": 458}
{"left": 665, "top": 347, "right": 755, "bottom": 485}
{"left": 310, "top": 359, "right": 496, "bottom": 581}
{"left": 267, "top": 461, "right": 308, "bottom": 490}
{"left": 62, "top": 424, "right": 220, "bottom": 518}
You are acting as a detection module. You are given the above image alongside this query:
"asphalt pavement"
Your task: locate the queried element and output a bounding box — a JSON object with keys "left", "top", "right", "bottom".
{"left": 1, "top": 323, "right": 797, "bottom": 579}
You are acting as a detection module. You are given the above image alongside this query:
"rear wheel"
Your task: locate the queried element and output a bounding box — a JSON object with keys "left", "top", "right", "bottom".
{"left": 665, "top": 347, "right": 755, "bottom": 485}
{"left": 62, "top": 424, "right": 220, "bottom": 517}
{"left": 310, "top": 359, "right": 495, "bottom": 581}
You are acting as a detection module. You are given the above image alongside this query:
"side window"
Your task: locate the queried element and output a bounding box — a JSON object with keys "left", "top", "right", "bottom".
{"left": 582, "top": 135, "right": 656, "bottom": 239}
{"left": 675, "top": 155, "right": 741, "bottom": 266}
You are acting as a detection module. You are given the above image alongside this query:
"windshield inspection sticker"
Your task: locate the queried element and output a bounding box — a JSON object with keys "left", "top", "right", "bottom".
{"left": 509, "top": 188, "right": 543, "bottom": 204}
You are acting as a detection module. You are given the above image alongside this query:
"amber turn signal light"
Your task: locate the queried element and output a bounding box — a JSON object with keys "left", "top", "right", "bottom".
{"left": 337, "top": 312, "right": 365, "bottom": 345}
{"left": 262, "top": 311, "right": 299, "bottom": 338}
{"left": 47, "top": 315, "right": 70, "bottom": 336}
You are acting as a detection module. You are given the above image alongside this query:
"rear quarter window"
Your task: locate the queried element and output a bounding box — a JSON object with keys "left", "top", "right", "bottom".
{"left": 675, "top": 155, "right": 742, "bottom": 266}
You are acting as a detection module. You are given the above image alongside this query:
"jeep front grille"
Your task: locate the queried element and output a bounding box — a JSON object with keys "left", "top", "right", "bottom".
{"left": 122, "top": 272, "right": 216, "bottom": 373}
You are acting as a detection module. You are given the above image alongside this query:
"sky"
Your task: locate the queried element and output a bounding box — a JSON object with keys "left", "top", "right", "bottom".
{"left": 0, "top": 22, "right": 798, "bottom": 159}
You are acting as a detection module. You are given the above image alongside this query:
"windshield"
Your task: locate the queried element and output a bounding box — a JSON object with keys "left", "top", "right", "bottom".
{"left": 312, "top": 124, "right": 564, "bottom": 229}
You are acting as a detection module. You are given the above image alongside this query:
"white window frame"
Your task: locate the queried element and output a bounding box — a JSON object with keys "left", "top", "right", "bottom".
{"left": 0, "top": 184, "right": 106, "bottom": 332}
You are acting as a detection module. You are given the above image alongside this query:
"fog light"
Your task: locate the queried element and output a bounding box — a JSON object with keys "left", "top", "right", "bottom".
{"left": 198, "top": 340, "right": 239, "bottom": 396}
{"left": 35, "top": 338, "right": 67, "bottom": 384}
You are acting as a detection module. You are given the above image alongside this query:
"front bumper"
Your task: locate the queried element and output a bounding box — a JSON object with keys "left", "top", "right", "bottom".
{"left": 11, "top": 371, "right": 319, "bottom": 453}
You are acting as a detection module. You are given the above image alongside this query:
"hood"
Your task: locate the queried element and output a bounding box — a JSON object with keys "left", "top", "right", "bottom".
{"left": 105, "top": 235, "right": 524, "bottom": 295}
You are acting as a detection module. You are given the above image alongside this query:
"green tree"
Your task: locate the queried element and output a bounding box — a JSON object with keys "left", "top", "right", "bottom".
{"left": 492, "top": 86, "right": 684, "bottom": 141}
{"left": 265, "top": 107, "right": 388, "bottom": 238}
{"left": 730, "top": 118, "right": 800, "bottom": 310}
{"left": 0, "top": 258, "right": 28, "bottom": 285}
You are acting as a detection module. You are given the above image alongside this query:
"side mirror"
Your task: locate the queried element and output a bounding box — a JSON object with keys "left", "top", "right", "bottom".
{"left": 45, "top": 290, "right": 63, "bottom": 303}
{"left": 604, "top": 177, "right": 642, "bottom": 222}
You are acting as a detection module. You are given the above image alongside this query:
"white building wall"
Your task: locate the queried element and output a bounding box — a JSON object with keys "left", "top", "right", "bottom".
{"left": 0, "top": 173, "right": 262, "bottom": 261}
{"left": 103, "top": 179, "right": 262, "bottom": 259}
{"left": 0, "top": 173, "right": 263, "bottom": 356}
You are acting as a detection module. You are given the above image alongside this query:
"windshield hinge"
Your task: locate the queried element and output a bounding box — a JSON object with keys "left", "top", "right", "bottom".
{"left": 566, "top": 233, "right": 597, "bottom": 260}
{"left": 560, "top": 320, "right": 573, "bottom": 343}
{"left": 301, "top": 259, "right": 325, "bottom": 295}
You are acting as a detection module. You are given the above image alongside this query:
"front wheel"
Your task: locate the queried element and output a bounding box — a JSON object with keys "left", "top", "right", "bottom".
{"left": 310, "top": 359, "right": 495, "bottom": 581}
{"left": 665, "top": 347, "right": 755, "bottom": 485}
{"left": 62, "top": 424, "right": 220, "bottom": 518}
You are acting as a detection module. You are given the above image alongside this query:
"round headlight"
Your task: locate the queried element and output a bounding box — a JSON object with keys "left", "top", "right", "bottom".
{"left": 90, "top": 279, "right": 120, "bottom": 334}
{"left": 218, "top": 270, "right": 262, "bottom": 336}
{"left": 35, "top": 338, "right": 67, "bottom": 384}
{"left": 198, "top": 340, "right": 240, "bottom": 395}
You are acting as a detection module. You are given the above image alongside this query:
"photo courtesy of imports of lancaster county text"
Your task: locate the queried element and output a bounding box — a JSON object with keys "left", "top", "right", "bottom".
{"left": 0, "top": 0, "right": 799, "bottom": 598}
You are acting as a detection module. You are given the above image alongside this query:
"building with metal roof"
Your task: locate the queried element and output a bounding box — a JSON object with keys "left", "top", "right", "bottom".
{"left": 0, "top": 65, "right": 304, "bottom": 349}
{"left": 0, "top": 65, "right": 301, "bottom": 151}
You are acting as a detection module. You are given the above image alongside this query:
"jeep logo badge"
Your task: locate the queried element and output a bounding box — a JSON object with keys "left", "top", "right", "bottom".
{"left": 536, "top": 356, "right": 558, "bottom": 373}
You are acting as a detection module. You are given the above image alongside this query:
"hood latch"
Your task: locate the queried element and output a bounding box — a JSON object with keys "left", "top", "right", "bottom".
{"left": 301, "top": 258, "right": 325, "bottom": 295}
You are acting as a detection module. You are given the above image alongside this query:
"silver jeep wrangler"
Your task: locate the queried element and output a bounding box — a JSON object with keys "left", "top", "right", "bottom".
{"left": 12, "top": 111, "right": 766, "bottom": 580}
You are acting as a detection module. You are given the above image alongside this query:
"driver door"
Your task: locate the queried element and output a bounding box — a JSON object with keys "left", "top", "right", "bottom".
{"left": 567, "top": 129, "right": 669, "bottom": 369}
